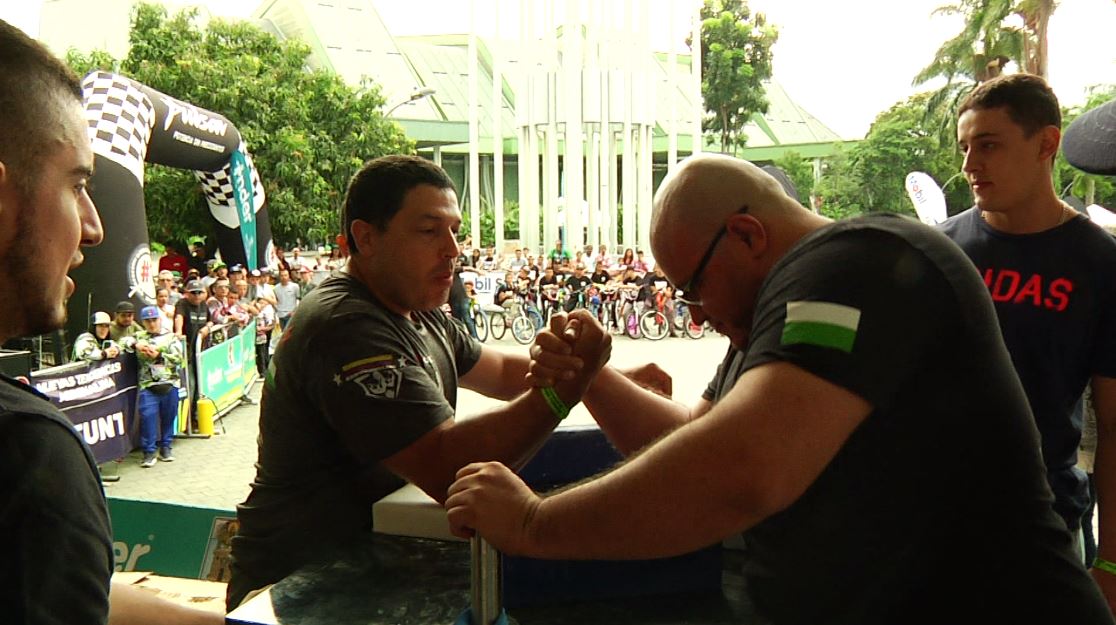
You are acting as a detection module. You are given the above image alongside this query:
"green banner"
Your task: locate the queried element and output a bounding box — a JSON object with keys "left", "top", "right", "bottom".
{"left": 197, "top": 320, "right": 258, "bottom": 415}
{"left": 229, "top": 149, "right": 258, "bottom": 271}
{"left": 108, "top": 497, "right": 237, "bottom": 581}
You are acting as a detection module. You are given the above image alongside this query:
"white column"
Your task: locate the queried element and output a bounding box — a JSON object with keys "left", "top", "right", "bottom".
{"left": 667, "top": 0, "right": 678, "bottom": 171}
{"left": 492, "top": 0, "right": 505, "bottom": 252}
{"left": 468, "top": 0, "right": 481, "bottom": 245}
{"left": 562, "top": 0, "right": 584, "bottom": 251}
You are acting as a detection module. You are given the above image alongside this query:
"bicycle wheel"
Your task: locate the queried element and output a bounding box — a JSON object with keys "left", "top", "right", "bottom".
{"left": 639, "top": 310, "right": 668, "bottom": 341}
{"left": 684, "top": 311, "right": 706, "bottom": 339}
{"left": 489, "top": 311, "right": 507, "bottom": 340}
{"left": 473, "top": 309, "right": 489, "bottom": 342}
{"left": 511, "top": 315, "right": 537, "bottom": 345}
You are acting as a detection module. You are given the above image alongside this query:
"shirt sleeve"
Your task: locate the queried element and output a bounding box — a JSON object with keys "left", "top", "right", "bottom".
{"left": 741, "top": 229, "right": 959, "bottom": 412}
{"left": 302, "top": 316, "right": 462, "bottom": 461}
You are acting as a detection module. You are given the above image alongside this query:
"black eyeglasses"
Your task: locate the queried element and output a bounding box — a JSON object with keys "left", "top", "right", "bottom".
{"left": 675, "top": 206, "right": 749, "bottom": 307}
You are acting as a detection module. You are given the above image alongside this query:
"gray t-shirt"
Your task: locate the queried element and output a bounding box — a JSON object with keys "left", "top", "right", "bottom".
{"left": 273, "top": 281, "right": 300, "bottom": 317}
{"left": 229, "top": 271, "right": 481, "bottom": 605}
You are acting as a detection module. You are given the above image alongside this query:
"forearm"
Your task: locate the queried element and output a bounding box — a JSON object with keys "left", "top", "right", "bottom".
{"left": 526, "top": 413, "right": 760, "bottom": 560}
{"left": 108, "top": 581, "right": 223, "bottom": 625}
{"left": 428, "top": 389, "right": 560, "bottom": 500}
{"left": 582, "top": 366, "right": 693, "bottom": 455}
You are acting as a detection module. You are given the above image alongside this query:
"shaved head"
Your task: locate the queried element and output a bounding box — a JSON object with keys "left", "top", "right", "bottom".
{"left": 651, "top": 154, "right": 817, "bottom": 286}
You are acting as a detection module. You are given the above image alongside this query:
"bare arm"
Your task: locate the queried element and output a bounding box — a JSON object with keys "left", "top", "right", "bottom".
{"left": 447, "top": 361, "right": 871, "bottom": 559}
{"left": 1090, "top": 374, "right": 1116, "bottom": 613}
{"left": 108, "top": 581, "right": 223, "bottom": 625}
{"left": 383, "top": 318, "right": 611, "bottom": 504}
{"left": 458, "top": 346, "right": 531, "bottom": 400}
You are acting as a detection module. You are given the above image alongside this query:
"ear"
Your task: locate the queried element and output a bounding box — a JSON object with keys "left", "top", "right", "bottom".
{"left": 1038, "top": 125, "right": 1061, "bottom": 162}
{"left": 727, "top": 213, "right": 767, "bottom": 258}
{"left": 348, "top": 219, "right": 379, "bottom": 256}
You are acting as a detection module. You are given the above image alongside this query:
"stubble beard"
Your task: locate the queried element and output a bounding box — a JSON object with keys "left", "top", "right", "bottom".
{"left": 4, "top": 206, "right": 67, "bottom": 337}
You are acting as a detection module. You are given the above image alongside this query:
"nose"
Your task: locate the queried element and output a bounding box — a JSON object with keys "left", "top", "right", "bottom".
{"left": 81, "top": 191, "right": 104, "bottom": 247}
{"left": 447, "top": 231, "right": 462, "bottom": 258}
{"left": 961, "top": 148, "right": 978, "bottom": 176}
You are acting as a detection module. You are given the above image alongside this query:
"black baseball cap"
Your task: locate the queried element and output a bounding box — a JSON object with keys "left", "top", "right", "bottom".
{"left": 1064, "top": 99, "right": 1116, "bottom": 176}
{"left": 115, "top": 301, "right": 135, "bottom": 313}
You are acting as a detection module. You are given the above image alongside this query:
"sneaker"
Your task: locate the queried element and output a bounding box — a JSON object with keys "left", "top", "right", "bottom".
{"left": 158, "top": 447, "right": 175, "bottom": 462}
{"left": 140, "top": 452, "right": 157, "bottom": 468}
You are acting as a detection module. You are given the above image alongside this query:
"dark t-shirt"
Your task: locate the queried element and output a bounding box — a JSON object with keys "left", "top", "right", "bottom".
{"left": 940, "top": 208, "right": 1116, "bottom": 530}
{"left": 174, "top": 298, "right": 210, "bottom": 350}
{"left": 229, "top": 272, "right": 482, "bottom": 605}
{"left": 706, "top": 215, "right": 1109, "bottom": 624}
{"left": 494, "top": 284, "right": 516, "bottom": 305}
{"left": 0, "top": 376, "right": 113, "bottom": 624}
{"left": 564, "top": 274, "right": 591, "bottom": 293}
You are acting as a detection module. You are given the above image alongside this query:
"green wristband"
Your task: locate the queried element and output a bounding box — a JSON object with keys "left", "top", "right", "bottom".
{"left": 540, "top": 386, "right": 571, "bottom": 421}
{"left": 1095, "top": 557, "right": 1116, "bottom": 576}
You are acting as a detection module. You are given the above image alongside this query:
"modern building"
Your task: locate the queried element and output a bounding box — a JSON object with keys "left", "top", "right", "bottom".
{"left": 38, "top": 0, "right": 851, "bottom": 254}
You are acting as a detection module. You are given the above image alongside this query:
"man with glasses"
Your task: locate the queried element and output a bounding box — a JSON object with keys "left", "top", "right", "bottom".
{"left": 445, "top": 153, "right": 1111, "bottom": 624}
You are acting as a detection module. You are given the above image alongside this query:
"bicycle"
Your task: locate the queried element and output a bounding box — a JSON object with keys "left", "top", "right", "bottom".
{"left": 468, "top": 298, "right": 489, "bottom": 342}
{"left": 509, "top": 295, "right": 545, "bottom": 345}
{"left": 639, "top": 290, "right": 674, "bottom": 341}
{"left": 674, "top": 301, "right": 707, "bottom": 339}
{"left": 613, "top": 285, "right": 642, "bottom": 339}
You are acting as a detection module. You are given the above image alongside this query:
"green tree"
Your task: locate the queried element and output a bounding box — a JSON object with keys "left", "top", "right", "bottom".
{"left": 691, "top": 0, "right": 778, "bottom": 155}
{"left": 66, "top": 2, "right": 412, "bottom": 247}
{"left": 814, "top": 93, "right": 969, "bottom": 218}
{"left": 772, "top": 150, "right": 815, "bottom": 208}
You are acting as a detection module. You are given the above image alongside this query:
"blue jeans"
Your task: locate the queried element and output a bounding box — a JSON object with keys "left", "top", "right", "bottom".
{"left": 139, "top": 387, "right": 180, "bottom": 453}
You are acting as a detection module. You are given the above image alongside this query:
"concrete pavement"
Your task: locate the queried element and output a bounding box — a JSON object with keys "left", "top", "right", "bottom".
{"left": 103, "top": 332, "right": 732, "bottom": 512}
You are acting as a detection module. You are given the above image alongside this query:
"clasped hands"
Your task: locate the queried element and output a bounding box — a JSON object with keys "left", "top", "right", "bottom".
{"left": 445, "top": 310, "right": 611, "bottom": 553}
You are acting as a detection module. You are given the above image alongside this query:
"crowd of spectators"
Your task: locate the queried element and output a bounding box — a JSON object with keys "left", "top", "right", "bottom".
{"left": 451, "top": 239, "right": 678, "bottom": 335}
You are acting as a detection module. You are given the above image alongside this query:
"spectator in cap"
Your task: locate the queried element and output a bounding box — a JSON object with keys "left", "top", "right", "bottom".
{"left": 297, "top": 265, "right": 316, "bottom": 299}
{"left": 175, "top": 279, "right": 213, "bottom": 420}
{"left": 201, "top": 259, "right": 220, "bottom": 290}
{"left": 157, "top": 269, "right": 181, "bottom": 306}
{"left": 247, "top": 268, "right": 277, "bottom": 306}
{"left": 109, "top": 301, "right": 142, "bottom": 343}
{"left": 229, "top": 264, "right": 245, "bottom": 279}
{"left": 72, "top": 312, "right": 120, "bottom": 362}
{"left": 134, "top": 306, "right": 185, "bottom": 468}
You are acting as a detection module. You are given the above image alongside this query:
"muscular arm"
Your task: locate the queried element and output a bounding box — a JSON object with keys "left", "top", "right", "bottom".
{"left": 458, "top": 346, "right": 531, "bottom": 400}
{"left": 580, "top": 366, "right": 705, "bottom": 456}
{"left": 447, "top": 361, "right": 871, "bottom": 559}
{"left": 1090, "top": 374, "right": 1116, "bottom": 612}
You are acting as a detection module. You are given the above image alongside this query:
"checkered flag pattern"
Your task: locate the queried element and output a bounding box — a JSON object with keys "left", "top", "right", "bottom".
{"left": 195, "top": 143, "right": 266, "bottom": 223}
{"left": 82, "top": 71, "right": 155, "bottom": 185}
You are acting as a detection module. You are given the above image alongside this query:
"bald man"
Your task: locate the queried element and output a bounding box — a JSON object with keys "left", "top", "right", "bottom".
{"left": 445, "top": 154, "right": 1113, "bottom": 624}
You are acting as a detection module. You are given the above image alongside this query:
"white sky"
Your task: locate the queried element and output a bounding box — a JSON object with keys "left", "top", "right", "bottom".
{"left": 3, "top": 0, "right": 1115, "bottom": 139}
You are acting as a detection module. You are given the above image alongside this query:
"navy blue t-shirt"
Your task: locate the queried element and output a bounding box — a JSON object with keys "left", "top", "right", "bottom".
{"left": 941, "top": 208, "right": 1116, "bottom": 530}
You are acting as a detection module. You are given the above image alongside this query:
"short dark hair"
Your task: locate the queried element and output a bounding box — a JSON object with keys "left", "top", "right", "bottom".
{"left": 958, "top": 73, "right": 1061, "bottom": 137}
{"left": 0, "top": 20, "right": 84, "bottom": 197}
{"left": 341, "top": 154, "right": 456, "bottom": 255}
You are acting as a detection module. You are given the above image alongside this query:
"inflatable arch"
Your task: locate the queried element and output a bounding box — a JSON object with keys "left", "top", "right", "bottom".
{"left": 67, "top": 70, "right": 273, "bottom": 341}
